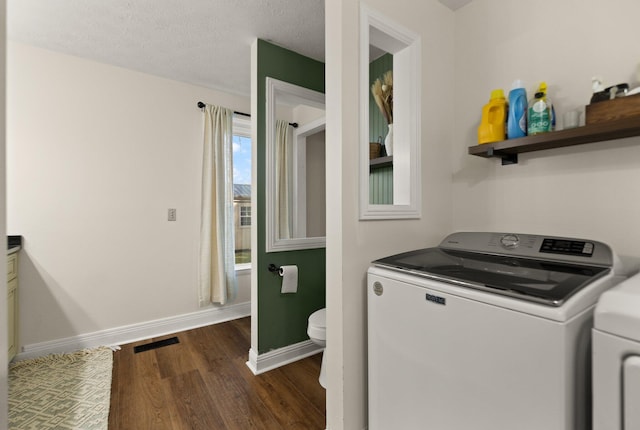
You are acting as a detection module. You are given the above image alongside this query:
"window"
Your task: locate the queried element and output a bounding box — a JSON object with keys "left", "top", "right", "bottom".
{"left": 233, "top": 116, "right": 252, "bottom": 265}
{"left": 240, "top": 205, "right": 251, "bottom": 226}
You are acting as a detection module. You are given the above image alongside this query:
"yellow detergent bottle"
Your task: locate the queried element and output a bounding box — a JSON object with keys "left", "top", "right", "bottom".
{"left": 477, "top": 89, "right": 507, "bottom": 144}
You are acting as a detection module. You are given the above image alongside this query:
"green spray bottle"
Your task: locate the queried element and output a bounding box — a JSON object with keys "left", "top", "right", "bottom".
{"left": 527, "top": 82, "right": 554, "bottom": 135}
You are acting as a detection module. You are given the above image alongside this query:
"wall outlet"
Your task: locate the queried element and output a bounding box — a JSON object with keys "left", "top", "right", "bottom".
{"left": 168, "top": 208, "right": 177, "bottom": 221}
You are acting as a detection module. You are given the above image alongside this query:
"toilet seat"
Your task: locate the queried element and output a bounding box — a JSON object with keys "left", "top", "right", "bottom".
{"left": 307, "top": 308, "right": 326, "bottom": 341}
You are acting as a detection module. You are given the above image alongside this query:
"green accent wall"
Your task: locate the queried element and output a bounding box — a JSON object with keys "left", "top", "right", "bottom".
{"left": 369, "top": 54, "right": 393, "bottom": 204}
{"left": 256, "top": 39, "right": 326, "bottom": 353}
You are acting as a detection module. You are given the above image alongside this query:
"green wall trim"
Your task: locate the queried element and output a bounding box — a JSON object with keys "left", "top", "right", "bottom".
{"left": 256, "top": 39, "right": 326, "bottom": 353}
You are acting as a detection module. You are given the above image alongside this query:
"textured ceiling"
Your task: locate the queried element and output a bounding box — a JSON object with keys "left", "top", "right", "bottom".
{"left": 8, "top": 1, "right": 472, "bottom": 97}
{"left": 8, "top": 0, "right": 325, "bottom": 96}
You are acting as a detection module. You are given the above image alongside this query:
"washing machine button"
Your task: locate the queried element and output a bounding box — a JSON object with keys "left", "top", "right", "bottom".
{"left": 500, "top": 234, "right": 519, "bottom": 249}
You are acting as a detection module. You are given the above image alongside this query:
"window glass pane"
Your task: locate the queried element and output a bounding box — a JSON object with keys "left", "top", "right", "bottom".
{"left": 240, "top": 206, "right": 251, "bottom": 226}
{"left": 233, "top": 131, "right": 251, "bottom": 265}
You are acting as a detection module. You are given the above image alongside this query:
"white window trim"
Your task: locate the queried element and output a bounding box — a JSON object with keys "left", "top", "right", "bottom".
{"left": 235, "top": 262, "right": 251, "bottom": 273}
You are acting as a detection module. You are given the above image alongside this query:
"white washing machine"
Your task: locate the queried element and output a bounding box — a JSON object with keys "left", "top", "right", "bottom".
{"left": 368, "top": 232, "right": 630, "bottom": 430}
{"left": 593, "top": 273, "right": 640, "bottom": 430}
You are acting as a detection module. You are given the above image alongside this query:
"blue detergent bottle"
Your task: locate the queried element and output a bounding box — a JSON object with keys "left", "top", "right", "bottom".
{"left": 507, "top": 80, "right": 527, "bottom": 139}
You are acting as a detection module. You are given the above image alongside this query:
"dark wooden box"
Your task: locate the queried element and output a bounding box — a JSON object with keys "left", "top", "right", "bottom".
{"left": 586, "top": 93, "right": 640, "bottom": 125}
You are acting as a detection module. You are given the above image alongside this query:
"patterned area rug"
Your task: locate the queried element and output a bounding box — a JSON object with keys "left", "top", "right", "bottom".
{"left": 9, "top": 347, "right": 113, "bottom": 430}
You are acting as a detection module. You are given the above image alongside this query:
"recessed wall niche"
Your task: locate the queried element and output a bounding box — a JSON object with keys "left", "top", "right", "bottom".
{"left": 359, "top": 4, "right": 421, "bottom": 220}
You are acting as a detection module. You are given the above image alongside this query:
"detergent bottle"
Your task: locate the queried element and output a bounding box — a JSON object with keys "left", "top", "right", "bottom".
{"left": 507, "top": 80, "right": 527, "bottom": 139}
{"left": 527, "top": 82, "right": 554, "bottom": 135}
{"left": 477, "top": 89, "right": 507, "bottom": 144}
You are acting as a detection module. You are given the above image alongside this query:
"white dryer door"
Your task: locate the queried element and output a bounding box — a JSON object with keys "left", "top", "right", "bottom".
{"left": 624, "top": 356, "right": 640, "bottom": 429}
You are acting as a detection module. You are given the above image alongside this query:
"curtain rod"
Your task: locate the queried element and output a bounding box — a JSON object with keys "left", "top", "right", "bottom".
{"left": 197, "top": 101, "right": 298, "bottom": 128}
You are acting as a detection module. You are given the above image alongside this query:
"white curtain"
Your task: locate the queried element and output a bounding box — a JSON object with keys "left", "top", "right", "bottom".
{"left": 199, "top": 104, "right": 237, "bottom": 305}
{"left": 275, "top": 120, "right": 293, "bottom": 240}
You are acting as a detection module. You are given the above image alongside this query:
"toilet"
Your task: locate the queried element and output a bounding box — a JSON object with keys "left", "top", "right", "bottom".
{"left": 593, "top": 272, "right": 640, "bottom": 430}
{"left": 307, "top": 308, "right": 326, "bottom": 388}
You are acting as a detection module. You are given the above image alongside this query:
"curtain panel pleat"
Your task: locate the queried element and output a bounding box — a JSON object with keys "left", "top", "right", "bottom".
{"left": 199, "top": 105, "right": 237, "bottom": 305}
{"left": 275, "top": 120, "right": 293, "bottom": 240}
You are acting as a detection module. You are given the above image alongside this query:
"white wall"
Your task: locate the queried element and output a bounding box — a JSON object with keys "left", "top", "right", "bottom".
{"left": 452, "top": 0, "right": 640, "bottom": 261}
{"left": 7, "top": 42, "right": 251, "bottom": 348}
{"left": 325, "top": 0, "right": 455, "bottom": 428}
{"left": 0, "top": 0, "right": 8, "bottom": 426}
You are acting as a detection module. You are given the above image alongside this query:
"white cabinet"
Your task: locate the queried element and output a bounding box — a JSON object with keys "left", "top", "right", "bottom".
{"left": 7, "top": 252, "right": 18, "bottom": 361}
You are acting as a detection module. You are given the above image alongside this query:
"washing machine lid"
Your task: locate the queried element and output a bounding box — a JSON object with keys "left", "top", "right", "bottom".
{"left": 595, "top": 273, "right": 640, "bottom": 342}
{"left": 373, "top": 232, "right": 614, "bottom": 307}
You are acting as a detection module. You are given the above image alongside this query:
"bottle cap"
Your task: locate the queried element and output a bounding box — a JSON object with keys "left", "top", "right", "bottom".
{"left": 538, "top": 82, "right": 548, "bottom": 93}
{"left": 511, "top": 79, "right": 525, "bottom": 90}
{"left": 490, "top": 89, "right": 505, "bottom": 100}
{"left": 592, "top": 76, "right": 604, "bottom": 93}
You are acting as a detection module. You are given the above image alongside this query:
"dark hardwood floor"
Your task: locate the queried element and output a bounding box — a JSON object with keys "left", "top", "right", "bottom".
{"left": 108, "top": 317, "right": 326, "bottom": 429}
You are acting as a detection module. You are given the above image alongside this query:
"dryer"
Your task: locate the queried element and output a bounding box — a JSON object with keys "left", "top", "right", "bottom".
{"left": 593, "top": 273, "right": 640, "bottom": 430}
{"left": 368, "top": 232, "right": 629, "bottom": 430}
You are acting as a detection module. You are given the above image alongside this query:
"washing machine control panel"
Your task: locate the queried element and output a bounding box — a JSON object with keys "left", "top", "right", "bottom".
{"left": 438, "top": 232, "right": 612, "bottom": 266}
{"left": 540, "top": 238, "right": 594, "bottom": 257}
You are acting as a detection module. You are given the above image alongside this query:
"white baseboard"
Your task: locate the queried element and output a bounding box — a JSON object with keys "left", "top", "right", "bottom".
{"left": 16, "top": 301, "right": 251, "bottom": 361}
{"left": 246, "top": 340, "right": 323, "bottom": 375}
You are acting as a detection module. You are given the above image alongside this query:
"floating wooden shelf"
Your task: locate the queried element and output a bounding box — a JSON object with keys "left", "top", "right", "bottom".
{"left": 370, "top": 156, "right": 393, "bottom": 170}
{"left": 468, "top": 116, "right": 640, "bottom": 165}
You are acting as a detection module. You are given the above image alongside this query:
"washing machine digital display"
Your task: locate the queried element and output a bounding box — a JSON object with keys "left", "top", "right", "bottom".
{"left": 540, "top": 238, "right": 594, "bottom": 257}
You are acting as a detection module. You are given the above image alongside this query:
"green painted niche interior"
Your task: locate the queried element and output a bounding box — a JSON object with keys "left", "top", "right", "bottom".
{"left": 369, "top": 53, "right": 393, "bottom": 205}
